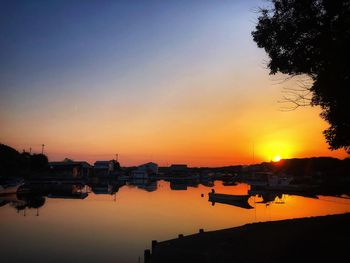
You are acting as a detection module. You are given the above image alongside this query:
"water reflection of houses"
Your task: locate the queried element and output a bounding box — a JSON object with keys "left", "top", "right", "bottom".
{"left": 1, "top": 183, "right": 91, "bottom": 215}
{"left": 46, "top": 184, "right": 89, "bottom": 199}
{"left": 170, "top": 180, "right": 187, "bottom": 190}
{"left": 91, "top": 182, "right": 113, "bottom": 195}
{"left": 90, "top": 180, "right": 125, "bottom": 195}
{"left": 200, "top": 180, "right": 214, "bottom": 187}
{"left": 128, "top": 178, "right": 158, "bottom": 192}
{"left": 169, "top": 179, "right": 199, "bottom": 191}
{"left": 19, "top": 182, "right": 90, "bottom": 200}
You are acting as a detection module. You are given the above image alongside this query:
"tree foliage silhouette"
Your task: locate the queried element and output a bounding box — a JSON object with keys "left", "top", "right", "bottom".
{"left": 252, "top": 0, "right": 350, "bottom": 153}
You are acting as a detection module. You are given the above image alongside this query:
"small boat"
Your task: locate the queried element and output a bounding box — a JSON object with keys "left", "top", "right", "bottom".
{"left": 208, "top": 190, "right": 253, "bottom": 209}
{"left": 208, "top": 190, "right": 250, "bottom": 202}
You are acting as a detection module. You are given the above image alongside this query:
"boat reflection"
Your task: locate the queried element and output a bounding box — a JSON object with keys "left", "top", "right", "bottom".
{"left": 209, "top": 190, "right": 253, "bottom": 209}
{"left": 207, "top": 191, "right": 298, "bottom": 210}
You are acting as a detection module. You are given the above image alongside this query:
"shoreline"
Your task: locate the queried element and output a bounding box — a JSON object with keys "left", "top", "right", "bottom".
{"left": 147, "top": 213, "right": 350, "bottom": 263}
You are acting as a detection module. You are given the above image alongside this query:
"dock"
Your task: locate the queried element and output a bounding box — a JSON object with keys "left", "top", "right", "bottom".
{"left": 145, "top": 213, "right": 350, "bottom": 263}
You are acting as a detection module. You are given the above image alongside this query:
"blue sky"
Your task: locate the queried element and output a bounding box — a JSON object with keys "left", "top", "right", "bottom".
{"left": 0, "top": 0, "right": 260, "bottom": 96}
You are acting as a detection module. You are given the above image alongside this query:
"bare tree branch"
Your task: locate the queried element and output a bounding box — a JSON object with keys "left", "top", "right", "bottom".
{"left": 276, "top": 75, "right": 313, "bottom": 111}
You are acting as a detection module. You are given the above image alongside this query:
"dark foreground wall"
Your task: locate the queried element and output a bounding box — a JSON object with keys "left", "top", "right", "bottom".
{"left": 149, "top": 213, "right": 350, "bottom": 263}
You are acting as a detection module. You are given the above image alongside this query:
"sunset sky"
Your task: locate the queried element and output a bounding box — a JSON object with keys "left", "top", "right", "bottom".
{"left": 0, "top": 0, "right": 348, "bottom": 166}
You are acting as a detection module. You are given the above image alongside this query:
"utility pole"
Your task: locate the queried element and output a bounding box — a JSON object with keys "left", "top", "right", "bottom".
{"left": 252, "top": 142, "right": 255, "bottom": 176}
{"left": 252, "top": 142, "right": 255, "bottom": 164}
{"left": 41, "top": 144, "right": 45, "bottom": 154}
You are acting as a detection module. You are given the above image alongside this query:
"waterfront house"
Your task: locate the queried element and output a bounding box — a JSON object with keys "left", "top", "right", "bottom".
{"left": 130, "top": 162, "right": 158, "bottom": 179}
{"left": 137, "top": 162, "right": 158, "bottom": 175}
{"left": 131, "top": 170, "right": 148, "bottom": 179}
{"left": 48, "top": 161, "right": 92, "bottom": 179}
{"left": 169, "top": 164, "right": 188, "bottom": 176}
{"left": 94, "top": 160, "right": 118, "bottom": 177}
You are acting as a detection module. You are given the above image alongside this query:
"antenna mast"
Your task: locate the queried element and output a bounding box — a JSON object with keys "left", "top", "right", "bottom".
{"left": 252, "top": 142, "right": 255, "bottom": 164}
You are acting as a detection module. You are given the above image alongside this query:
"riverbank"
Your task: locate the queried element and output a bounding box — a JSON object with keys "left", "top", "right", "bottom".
{"left": 147, "top": 213, "right": 350, "bottom": 263}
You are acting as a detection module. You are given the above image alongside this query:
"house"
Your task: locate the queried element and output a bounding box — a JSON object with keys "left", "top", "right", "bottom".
{"left": 169, "top": 164, "right": 188, "bottom": 176}
{"left": 130, "top": 170, "right": 148, "bottom": 179}
{"left": 130, "top": 162, "right": 158, "bottom": 179}
{"left": 94, "top": 160, "right": 119, "bottom": 176}
{"left": 137, "top": 162, "right": 158, "bottom": 175}
{"left": 48, "top": 161, "right": 92, "bottom": 179}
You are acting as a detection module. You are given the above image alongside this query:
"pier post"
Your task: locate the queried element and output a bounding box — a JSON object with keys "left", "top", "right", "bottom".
{"left": 144, "top": 249, "right": 151, "bottom": 263}
{"left": 152, "top": 240, "right": 158, "bottom": 253}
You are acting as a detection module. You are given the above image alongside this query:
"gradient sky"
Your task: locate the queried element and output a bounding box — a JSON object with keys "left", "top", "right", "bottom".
{"left": 0, "top": 0, "right": 348, "bottom": 166}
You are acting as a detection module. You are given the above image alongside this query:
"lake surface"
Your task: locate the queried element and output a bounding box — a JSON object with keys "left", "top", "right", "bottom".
{"left": 1, "top": 180, "right": 350, "bottom": 263}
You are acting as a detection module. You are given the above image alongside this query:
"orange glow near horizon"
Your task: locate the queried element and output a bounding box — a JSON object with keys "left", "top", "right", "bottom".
{"left": 1, "top": 101, "right": 348, "bottom": 166}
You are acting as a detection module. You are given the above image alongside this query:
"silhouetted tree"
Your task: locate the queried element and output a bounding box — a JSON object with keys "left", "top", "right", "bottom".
{"left": 30, "top": 154, "right": 48, "bottom": 171}
{"left": 0, "top": 144, "right": 49, "bottom": 177}
{"left": 20, "top": 151, "right": 32, "bottom": 172}
{"left": 252, "top": 0, "right": 350, "bottom": 153}
{"left": 0, "top": 143, "right": 21, "bottom": 176}
{"left": 114, "top": 161, "right": 121, "bottom": 171}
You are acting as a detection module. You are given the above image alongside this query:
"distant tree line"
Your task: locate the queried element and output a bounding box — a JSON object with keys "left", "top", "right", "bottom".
{"left": 0, "top": 143, "right": 48, "bottom": 178}
{"left": 272, "top": 157, "right": 350, "bottom": 176}
{"left": 253, "top": 157, "right": 350, "bottom": 184}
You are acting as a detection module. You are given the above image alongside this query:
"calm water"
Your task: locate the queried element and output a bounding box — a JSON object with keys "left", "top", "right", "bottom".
{"left": 1, "top": 180, "right": 350, "bottom": 263}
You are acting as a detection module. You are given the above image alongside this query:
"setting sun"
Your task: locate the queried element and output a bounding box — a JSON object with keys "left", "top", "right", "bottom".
{"left": 273, "top": 155, "right": 282, "bottom": 162}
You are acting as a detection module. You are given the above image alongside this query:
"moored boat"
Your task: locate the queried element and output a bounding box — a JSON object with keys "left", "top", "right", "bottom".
{"left": 208, "top": 190, "right": 250, "bottom": 202}
{"left": 208, "top": 190, "right": 253, "bottom": 209}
